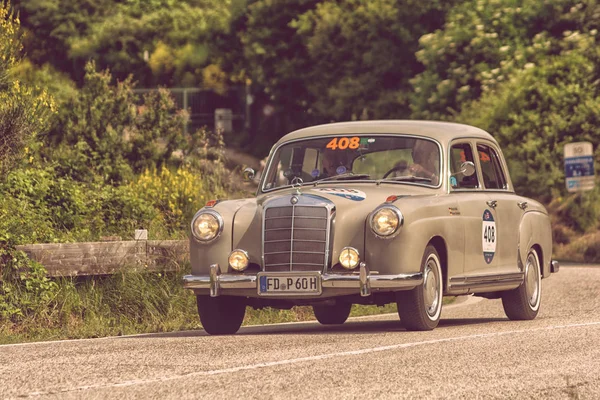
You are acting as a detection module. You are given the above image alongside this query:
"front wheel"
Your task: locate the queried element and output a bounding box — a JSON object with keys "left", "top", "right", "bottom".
{"left": 196, "top": 295, "right": 246, "bottom": 335}
{"left": 502, "top": 248, "right": 542, "bottom": 320}
{"left": 396, "top": 244, "right": 443, "bottom": 331}
{"left": 313, "top": 301, "right": 352, "bottom": 325}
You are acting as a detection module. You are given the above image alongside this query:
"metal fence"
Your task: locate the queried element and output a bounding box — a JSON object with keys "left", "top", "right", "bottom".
{"left": 133, "top": 87, "right": 248, "bottom": 135}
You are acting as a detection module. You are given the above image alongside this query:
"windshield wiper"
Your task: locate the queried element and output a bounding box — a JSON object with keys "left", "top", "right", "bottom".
{"left": 313, "top": 173, "right": 371, "bottom": 184}
{"left": 379, "top": 175, "right": 432, "bottom": 183}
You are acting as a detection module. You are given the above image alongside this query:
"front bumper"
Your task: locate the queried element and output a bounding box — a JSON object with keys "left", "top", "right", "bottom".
{"left": 183, "top": 263, "right": 423, "bottom": 298}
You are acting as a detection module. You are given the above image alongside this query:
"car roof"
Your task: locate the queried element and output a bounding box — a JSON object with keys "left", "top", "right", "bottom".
{"left": 274, "top": 120, "right": 497, "bottom": 147}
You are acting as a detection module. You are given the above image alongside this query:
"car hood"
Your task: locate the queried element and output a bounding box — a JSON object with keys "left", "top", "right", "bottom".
{"left": 259, "top": 182, "right": 437, "bottom": 206}
{"left": 230, "top": 183, "right": 439, "bottom": 265}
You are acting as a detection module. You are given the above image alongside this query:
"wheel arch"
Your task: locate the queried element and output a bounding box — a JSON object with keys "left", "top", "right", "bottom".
{"left": 532, "top": 243, "right": 543, "bottom": 277}
{"left": 429, "top": 236, "right": 448, "bottom": 292}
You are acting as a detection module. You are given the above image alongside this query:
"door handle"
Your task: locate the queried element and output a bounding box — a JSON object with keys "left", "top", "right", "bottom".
{"left": 518, "top": 201, "right": 528, "bottom": 210}
{"left": 486, "top": 200, "right": 497, "bottom": 208}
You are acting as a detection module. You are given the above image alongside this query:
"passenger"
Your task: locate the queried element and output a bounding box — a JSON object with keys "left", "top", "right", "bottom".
{"left": 408, "top": 140, "right": 439, "bottom": 185}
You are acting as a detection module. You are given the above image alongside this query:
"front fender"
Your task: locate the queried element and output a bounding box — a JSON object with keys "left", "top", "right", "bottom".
{"left": 190, "top": 199, "right": 255, "bottom": 275}
{"left": 364, "top": 196, "right": 464, "bottom": 279}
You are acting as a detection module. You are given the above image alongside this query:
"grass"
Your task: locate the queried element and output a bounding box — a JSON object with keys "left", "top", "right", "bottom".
{"left": 0, "top": 263, "right": 454, "bottom": 344}
{"left": 0, "top": 269, "right": 200, "bottom": 345}
{"left": 554, "top": 230, "right": 600, "bottom": 263}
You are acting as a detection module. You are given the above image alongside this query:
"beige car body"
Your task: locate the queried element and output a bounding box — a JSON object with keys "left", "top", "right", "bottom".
{"left": 185, "top": 121, "right": 556, "bottom": 307}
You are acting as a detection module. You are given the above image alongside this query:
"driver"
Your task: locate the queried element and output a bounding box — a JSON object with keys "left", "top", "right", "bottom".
{"left": 316, "top": 150, "right": 350, "bottom": 180}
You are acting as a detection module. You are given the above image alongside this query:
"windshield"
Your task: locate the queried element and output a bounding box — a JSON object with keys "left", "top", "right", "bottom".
{"left": 262, "top": 135, "right": 441, "bottom": 191}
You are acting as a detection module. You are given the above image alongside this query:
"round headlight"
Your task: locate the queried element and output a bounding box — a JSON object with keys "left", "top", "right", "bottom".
{"left": 339, "top": 247, "right": 360, "bottom": 270}
{"left": 370, "top": 206, "right": 402, "bottom": 237}
{"left": 229, "top": 249, "right": 249, "bottom": 271}
{"left": 191, "top": 211, "right": 223, "bottom": 242}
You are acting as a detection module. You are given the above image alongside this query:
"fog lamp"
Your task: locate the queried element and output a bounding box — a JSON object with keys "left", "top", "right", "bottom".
{"left": 229, "top": 249, "right": 249, "bottom": 271}
{"left": 339, "top": 247, "right": 360, "bottom": 270}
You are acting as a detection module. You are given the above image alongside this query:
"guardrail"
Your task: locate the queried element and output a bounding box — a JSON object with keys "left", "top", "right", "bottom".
{"left": 16, "top": 240, "right": 189, "bottom": 277}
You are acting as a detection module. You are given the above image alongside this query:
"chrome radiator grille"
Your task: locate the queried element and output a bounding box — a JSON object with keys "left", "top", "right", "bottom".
{"left": 263, "top": 205, "right": 329, "bottom": 271}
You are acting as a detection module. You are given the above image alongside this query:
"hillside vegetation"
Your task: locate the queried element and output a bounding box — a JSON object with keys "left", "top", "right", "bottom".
{"left": 1, "top": 0, "right": 599, "bottom": 340}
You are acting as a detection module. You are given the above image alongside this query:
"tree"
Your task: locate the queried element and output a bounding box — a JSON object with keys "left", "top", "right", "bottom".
{"left": 15, "top": 0, "right": 234, "bottom": 86}
{"left": 236, "top": 0, "right": 458, "bottom": 147}
{"left": 12, "top": 0, "right": 114, "bottom": 83}
{"left": 411, "top": 0, "right": 600, "bottom": 119}
{"left": 0, "top": 1, "right": 54, "bottom": 177}
{"left": 292, "top": 0, "right": 456, "bottom": 121}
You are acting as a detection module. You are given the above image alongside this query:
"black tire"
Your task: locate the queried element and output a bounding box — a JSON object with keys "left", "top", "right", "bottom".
{"left": 196, "top": 295, "right": 246, "bottom": 335}
{"left": 313, "top": 301, "right": 352, "bottom": 325}
{"left": 396, "top": 244, "right": 443, "bottom": 331}
{"left": 502, "top": 248, "right": 542, "bottom": 320}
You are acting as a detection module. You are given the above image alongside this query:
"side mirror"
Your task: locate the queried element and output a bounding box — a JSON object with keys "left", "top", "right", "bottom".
{"left": 460, "top": 161, "right": 476, "bottom": 177}
{"left": 242, "top": 167, "right": 255, "bottom": 182}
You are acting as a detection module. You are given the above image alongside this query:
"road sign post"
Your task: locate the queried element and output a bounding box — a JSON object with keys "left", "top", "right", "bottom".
{"left": 564, "top": 142, "right": 595, "bottom": 192}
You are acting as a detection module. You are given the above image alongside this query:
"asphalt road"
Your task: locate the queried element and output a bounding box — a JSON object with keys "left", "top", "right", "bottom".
{"left": 1, "top": 265, "right": 599, "bottom": 399}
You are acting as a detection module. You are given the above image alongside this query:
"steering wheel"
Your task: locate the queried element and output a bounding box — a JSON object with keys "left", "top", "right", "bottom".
{"left": 383, "top": 165, "right": 408, "bottom": 179}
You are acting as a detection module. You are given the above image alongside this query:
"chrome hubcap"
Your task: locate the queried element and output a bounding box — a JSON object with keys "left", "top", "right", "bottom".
{"left": 423, "top": 258, "right": 440, "bottom": 318}
{"left": 525, "top": 253, "right": 540, "bottom": 308}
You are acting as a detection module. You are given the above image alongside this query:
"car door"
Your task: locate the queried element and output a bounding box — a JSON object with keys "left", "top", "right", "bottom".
{"left": 476, "top": 142, "right": 522, "bottom": 274}
{"left": 448, "top": 141, "right": 498, "bottom": 277}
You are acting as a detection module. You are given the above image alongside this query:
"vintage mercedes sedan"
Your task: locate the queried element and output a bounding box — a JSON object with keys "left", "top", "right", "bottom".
{"left": 184, "top": 120, "right": 559, "bottom": 335}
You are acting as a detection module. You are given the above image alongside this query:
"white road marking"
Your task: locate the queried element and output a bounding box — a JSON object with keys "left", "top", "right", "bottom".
{"left": 24, "top": 321, "right": 600, "bottom": 397}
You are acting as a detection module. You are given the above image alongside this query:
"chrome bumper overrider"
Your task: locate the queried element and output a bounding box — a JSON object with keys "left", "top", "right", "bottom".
{"left": 183, "top": 263, "right": 423, "bottom": 297}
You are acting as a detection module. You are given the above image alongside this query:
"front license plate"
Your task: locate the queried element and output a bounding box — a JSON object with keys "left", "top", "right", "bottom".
{"left": 258, "top": 273, "right": 321, "bottom": 296}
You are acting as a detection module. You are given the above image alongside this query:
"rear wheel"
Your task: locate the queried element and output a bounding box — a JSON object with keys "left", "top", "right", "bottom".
{"left": 502, "top": 248, "right": 541, "bottom": 320}
{"left": 196, "top": 295, "right": 246, "bottom": 335}
{"left": 313, "top": 301, "right": 352, "bottom": 325}
{"left": 396, "top": 245, "right": 443, "bottom": 331}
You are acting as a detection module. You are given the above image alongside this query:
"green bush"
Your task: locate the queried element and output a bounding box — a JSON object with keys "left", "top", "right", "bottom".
{"left": 458, "top": 36, "right": 600, "bottom": 202}
{"left": 550, "top": 188, "right": 600, "bottom": 233}
{"left": 47, "top": 61, "right": 187, "bottom": 184}
{"left": 0, "top": 248, "right": 59, "bottom": 322}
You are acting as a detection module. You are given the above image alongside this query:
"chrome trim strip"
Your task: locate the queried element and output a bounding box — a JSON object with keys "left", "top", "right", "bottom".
{"left": 265, "top": 216, "right": 327, "bottom": 220}
{"left": 359, "top": 262, "right": 371, "bottom": 297}
{"left": 183, "top": 269, "right": 423, "bottom": 293}
{"left": 262, "top": 194, "right": 335, "bottom": 272}
{"left": 448, "top": 272, "right": 524, "bottom": 290}
{"left": 289, "top": 201, "right": 295, "bottom": 270}
{"left": 209, "top": 264, "right": 221, "bottom": 297}
{"left": 266, "top": 262, "right": 324, "bottom": 267}
{"left": 263, "top": 227, "right": 327, "bottom": 232}
{"left": 264, "top": 239, "right": 325, "bottom": 244}
{"left": 264, "top": 251, "right": 326, "bottom": 255}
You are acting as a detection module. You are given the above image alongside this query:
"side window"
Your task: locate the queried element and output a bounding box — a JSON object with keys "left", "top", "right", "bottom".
{"left": 450, "top": 143, "right": 479, "bottom": 189}
{"left": 477, "top": 144, "right": 507, "bottom": 190}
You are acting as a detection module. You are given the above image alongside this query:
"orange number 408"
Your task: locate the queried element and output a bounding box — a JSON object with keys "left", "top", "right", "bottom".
{"left": 326, "top": 137, "right": 360, "bottom": 150}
